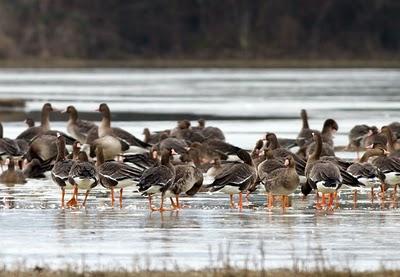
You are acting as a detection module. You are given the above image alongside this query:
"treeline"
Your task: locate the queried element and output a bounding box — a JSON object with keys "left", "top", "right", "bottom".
{"left": 0, "top": 0, "right": 399, "bottom": 60}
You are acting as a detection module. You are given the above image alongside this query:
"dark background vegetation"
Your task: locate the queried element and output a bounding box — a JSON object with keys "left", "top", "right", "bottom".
{"left": 0, "top": 0, "right": 399, "bottom": 61}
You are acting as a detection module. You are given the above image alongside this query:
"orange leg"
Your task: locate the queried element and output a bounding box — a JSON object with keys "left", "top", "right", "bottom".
{"left": 353, "top": 190, "right": 357, "bottom": 209}
{"left": 149, "top": 195, "right": 158, "bottom": 211}
{"left": 110, "top": 188, "right": 115, "bottom": 207}
{"left": 82, "top": 190, "right": 90, "bottom": 207}
{"left": 371, "top": 187, "right": 374, "bottom": 203}
{"left": 268, "top": 192, "right": 273, "bottom": 209}
{"left": 61, "top": 188, "right": 65, "bottom": 208}
{"left": 159, "top": 195, "right": 171, "bottom": 212}
{"left": 393, "top": 185, "right": 398, "bottom": 199}
{"left": 316, "top": 192, "right": 321, "bottom": 209}
{"left": 328, "top": 193, "right": 334, "bottom": 209}
{"left": 119, "top": 188, "right": 123, "bottom": 208}
{"left": 381, "top": 183, "right": 386, "bottom": 200}
{"left": 229, "top": 194, "right": 235, "bottom": 209}
{"left": 66, "top": 186, "right": 78, "bottom": 207}
{"left": 321, "top": 193, "right": 326, "bottom": 206}
{"left": 281, "top": 195, "right": 286, "bottom": 210}
{"left": 170, "top": 197, "right": 177, "bottom": 209}
{"left": 334, "top": 192, "right": 339, "bottom": 208}
{"left": 175, "top": 195, "right": 181, "bottom": 209}
{"left": 238, "top": 192, "right": 243, "bottom": 210}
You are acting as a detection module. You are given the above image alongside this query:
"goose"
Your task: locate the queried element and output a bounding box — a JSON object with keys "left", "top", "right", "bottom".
{"left": 301, "top": 132, "right": 344, "bottom": 209}
{"left": 93, "top": 103, "right": 148, "bottom": 159}
{"left": 197, "top": 119, "right": 225, "bottom": 141}
{"left": 0, "top": 122, "right": 28, "bottom": 162}
{"left": 388, "top": 121, "right": 400, "bottom": 139}
{"left": 205, "top": 149, "right": 256, "bottom": 210}
{"left": 96, "top": 146, "right": 142, "bottom": 208}
{"left": 371, "top": 145, "right": 400, "bottom": 197}
{"left": 296, "top": 109, "right": 314, "bottom": 150}
{"left": 347, "top": 124, "right": 373, "bottom": 158}
{"left": 171, "top": 120, "right": 206, "bottom": 143}
{"left": 380, "top": 126, "right": 400, "bottom": 157}
{"left": 138, "top": 149, "right": 176, "bottom": 212}
{"left": 305, "top": 119, "right": 338, "bottom": 158}
{"left": 0, "top": 158, "right": 26, "bottom": 185}
{"left": 166, "top": 155, "right": 203, "bottom": 209}
{"left": 157, "top": 136, "right": 188, "bottom": 154}
{"left": 24, "top": 118, "right": 35, "bottom": 128}
{"left": 24, "top": 158, "right": 53, "bottom": 179}
{"left": 143, "top": 128, "right": 166, "bottom": 144}
{"left": 364, "top": 126, "right": 387, "bottom": 148}
{"left": 264, "top": 132, "right": 307, "bottom": 184}
{"left": 347, "top": 148, "right": 387, "bottom": 200}
{"left": 122, "top": 147, "right": 159, "bottom": 171}
{"left": 260, "top": 155, "right": 299, "bottom": 209}
{"left": 51, "top": 134, "right": 76, "bottom": 208}
{"left": 68, "top": 151, "right": 98, "bottom": 207}
{"left": 26, "top": 135, "right": 58, "bottom": 162}
{"left": 17, "top": 103, "right": 54, "bottom": 141}
{"left": 63, "top": 105, "right": 97, "bottom": 143}
{"left": 251, "top": 139, "right": 265, "bottom": 167}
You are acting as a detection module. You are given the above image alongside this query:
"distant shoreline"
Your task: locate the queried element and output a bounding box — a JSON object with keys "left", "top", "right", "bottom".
{"left": 0, "top": 58, "right": 400, "bottom": 68}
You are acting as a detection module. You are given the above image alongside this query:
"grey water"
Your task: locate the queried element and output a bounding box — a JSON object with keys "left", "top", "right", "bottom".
{"left": 0, "top": 68, "right": 400, "bottom": 270}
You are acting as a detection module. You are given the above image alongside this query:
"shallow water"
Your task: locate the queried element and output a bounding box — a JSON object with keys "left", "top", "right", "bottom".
{"left": 0, "top": 68, "right": 400, "bottom": 270}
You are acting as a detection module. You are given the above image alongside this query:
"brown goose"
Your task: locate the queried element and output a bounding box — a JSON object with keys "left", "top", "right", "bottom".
{"left": 251, "top": 139, "right": 265, "bottom": 167}
{"left": 197, "top": 119, "right": 225, "bottom": 141}
{"left": 302, "top": 132, "right": 343, "bottom": 209}
{"left": 157, "top": 136, "right": 188, "bottom": 154}
{"left": 51, "top": 134, "right": 76, "bottom": 208}
{"left": 305, "top": 119, "right": 338, "bottom": 158}
{"left": 166, "top": 157, "right": 203, "bottom": 209}
{"left": 17, "top": 103, "right": 54, "bottom": 141}
{"left": 371, "top": 145, "right": 400, "bottom": 195}
{"left": 388, "top": 121, "right": 400, "bottom": 139}
{"left": 381, "top": 126, "right": 400, "bottom": 157}
{"left": 364, "top": 126, "right": 387, "bottom": 148}
{"left": 26, "top": 135, "right": 58, "bottom": 162}
{"left": 138, "top": 149, "right": 176, "bottom": 212}
{"left": 347, "top": 124, "right": 373, "bottom": 157}
{"left": 24, "top": 118, "right": 35, "bottom": 128}
{"left": 347, "top": 148, "right": 387, "bottom": 199}
{"left": 0, "top": 123, "right": 28, "bottom": 161}
{"left": 205, "top": 150, "right": 256, "bottom": 210}
{"left": 122, "top": 147, "right": 159, "bottom": 171}
{"left": 171, "top": 120, "right": 206, "bottom": 143}
{"left": 68, "top": 151, "right": 98, "bottom": 207}
{"left": 261, "top": 155, "right": 299, "bottom": 209}
{"left": 143, "top": 128, "right": 166, "bottom": 144}
{"left": 0, "top": 158, "right": 26, "bottom": 185}
{"left": 63, "top": 105, "right": 97, "bottom": 143}
{"left": 264, "top": 132, "right": 306, "bottom": 183}
{"left": 24, "top": 158, "right": 53, "bottom": 179}
{"left": 96, "top": 146, "right": 142, "bottom": 208}
{"left": 296, "top": 109, "right": 315, "bottom": 149}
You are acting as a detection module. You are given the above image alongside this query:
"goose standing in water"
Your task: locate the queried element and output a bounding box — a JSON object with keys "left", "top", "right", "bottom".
{"left": 257, "top": 149, "right": 299, "bottom": 209}
{"left": 138, "top": 149, "right": 176, "bottom": 212}
{"left": 0, "top": 158, "right": 26, "bottom": 185}
{"left": 96, "top": 146, "right": 142, "bottom": 208}
{"left": 302, "top": 132, "right": 344, "bottom": 210}
{"left": 63, "top": 105, "right": 97, "bottom": 143}
{"left": 347, "top": 148, "right": 387, "bottom": 201}
{"left": 347, "top": 124, "right": 373, "bottom": 158}
{"left": 205, "top": 149, "right": 256, "bottom": 210}
{"left": 380, "top": 126, "right": 400, "bottom": 157}
{"left": 166, "top": 150, "right": 203, "bottom": 209}
{"left": 68, "top": 151, "right": 98, "bottom": 207}
{"left": 51, "top": 134, "right": 76, "bottom": 208}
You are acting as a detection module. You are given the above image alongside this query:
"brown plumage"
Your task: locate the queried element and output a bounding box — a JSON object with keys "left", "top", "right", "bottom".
{"left": 64, "top": 105, "right": 97, "bottom": 143}
{"left": 0, "top": 158, "right": 26, "bottom": 185}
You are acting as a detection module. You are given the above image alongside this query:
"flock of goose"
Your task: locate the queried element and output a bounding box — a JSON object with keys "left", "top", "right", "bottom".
{"left": 0, "top": 103, "right": 400, "bottom": 212}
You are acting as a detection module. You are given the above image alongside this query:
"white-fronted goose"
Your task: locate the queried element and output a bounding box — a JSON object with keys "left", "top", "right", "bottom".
{"left": 157, "top": 136, "right": 188, "bottom": 155}
{"left": 97, "top": 103, "right": 150, "bottom": 148}
{"left": 347, "top": 124, "right": 373, "bottom": 157}
{"left": 347, "top": 148, "right": 387, "bottom": 199}
{"left": 197, "top": 119, "right": 225, "bottom": 141}
{"left": 380, "top": 126, "right": 400, "bottom": 157}
{"left": 364, "top": 126, "right": 387, "bottom": 148}
{"left": 51, "top": 134, "right": 76, "bottom": 208}
{"left": 166, "top": 158, "right": 203, "bottom": 209}
{"left": 251, "top": 139, "right": 265, "bottom": 167}
{"left": 138, "top": 149, "right": 176, "bottom": 212}
{"left": 0, "top": 158, "right": 26, "bottom": 185}
{"left": 260, "top": 155, "right": 299, "bottom": 209}
{"left": 24, "top": 158, "right": 53, "bottom": 179}
{"left": 68, "top": 151, "right": 98, "bottom": 207}
{"left": 122, "top": 147, "right": 159, "bottom": 171}
{"left": 302, "top": 132, "right": 343, "bottom": 209}
{"left": 96, "top": 146, "right": 142, "bottom": 208}
{"left": 26, "top": 135, "right": 58, "bottom": 162}
{"left": 205, "top": 149, "right": 256, "bottom": 210}
{"left": 171, "top": 120, "right": 206, "bottom": 143}
{"left": 264, "top": 132, "right": 306, "bottom": 183}
{"left": 388, "top": 121, "right": 400, "bottom": 139}
{"left": 296, "top": 109, "right": 315, "bottom": 149}
{"left": 371, "top": 145, "right": 400, "bottom": 196}
{"left": 24, "top": 118, "right": 35, "bottom": 128}
{"left": 0, "top": 122, "right": 28, "bottom": 161}
{"left": 63, "top": 105, "right": 97, "bottom": 143}
{"left": 143, "top": 128, "right": 166, "bottom": 144}
{"left": 17, "top": 103, "right": 54, "bottom": 141}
